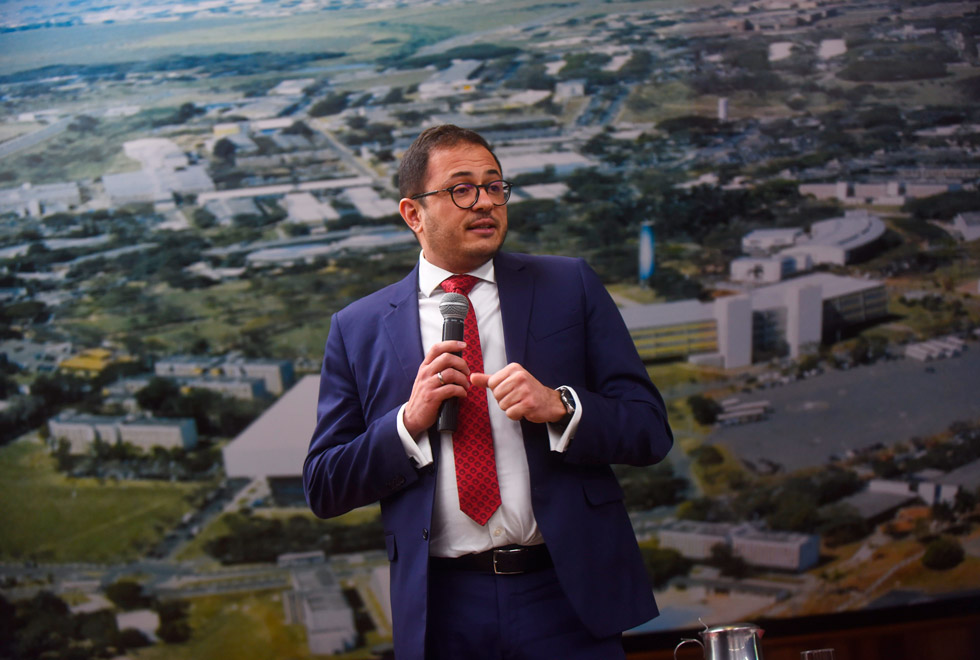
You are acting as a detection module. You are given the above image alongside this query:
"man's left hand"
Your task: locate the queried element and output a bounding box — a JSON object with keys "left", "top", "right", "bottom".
{"left": 470, "top": 364, "right": 566, "bottom": 424}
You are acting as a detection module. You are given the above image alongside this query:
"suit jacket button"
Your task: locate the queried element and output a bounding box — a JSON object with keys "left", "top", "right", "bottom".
{"left": 421, "top": 528, "right": 429, "bottom": 541}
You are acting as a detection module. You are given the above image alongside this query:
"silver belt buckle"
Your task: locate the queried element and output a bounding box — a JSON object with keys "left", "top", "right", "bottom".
{"left": 492, "top": 547, "right": 524, "bottom": 575}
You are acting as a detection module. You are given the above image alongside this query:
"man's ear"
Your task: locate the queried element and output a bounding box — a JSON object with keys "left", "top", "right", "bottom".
{"left": 399, "top": 198, "right": 423, "bottom": 235}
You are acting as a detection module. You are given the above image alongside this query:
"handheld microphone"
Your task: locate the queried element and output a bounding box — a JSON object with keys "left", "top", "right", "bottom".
{"left": 437, "top": 292, "right": 469, "bottom": 432}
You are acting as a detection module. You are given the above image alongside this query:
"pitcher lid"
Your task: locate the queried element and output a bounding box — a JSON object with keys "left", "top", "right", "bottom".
{"left": 703, "top": 622, "right": 762, "bottom": 634}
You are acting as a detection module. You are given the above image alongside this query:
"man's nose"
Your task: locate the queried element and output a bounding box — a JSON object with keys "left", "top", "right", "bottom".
{"left": 472, "top": 187, "right": 494, "bottom": 211}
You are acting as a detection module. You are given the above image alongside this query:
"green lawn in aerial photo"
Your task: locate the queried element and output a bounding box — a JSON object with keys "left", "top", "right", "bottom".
{"left": 0, "top": 437, "right": 203, "bottom": 563}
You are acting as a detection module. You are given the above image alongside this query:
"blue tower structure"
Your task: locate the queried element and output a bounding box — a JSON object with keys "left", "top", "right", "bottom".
{"left": 639, "top": 221, "right": 655, "bottom": 286}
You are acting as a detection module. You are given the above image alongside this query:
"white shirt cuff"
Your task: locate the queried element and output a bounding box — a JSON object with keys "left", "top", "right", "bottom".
{"left": 397, "top": 403, "right": 433, "bottom": 467}
{"left": 547, "top": 386, "right": 581, "bottom": 453}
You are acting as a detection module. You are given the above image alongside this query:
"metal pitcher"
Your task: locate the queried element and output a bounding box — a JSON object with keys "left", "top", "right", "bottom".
{"left": 674, "top": 621, "right": 765, "bottom": 660}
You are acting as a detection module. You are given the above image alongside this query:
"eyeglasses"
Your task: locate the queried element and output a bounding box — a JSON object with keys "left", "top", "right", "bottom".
{"left": 410, "top": 180, "right": 512, "bottom": 209}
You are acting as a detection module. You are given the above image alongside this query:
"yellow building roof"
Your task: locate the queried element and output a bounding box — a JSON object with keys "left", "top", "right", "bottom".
{"left": 59, "top": 348, "right": 124, "bottom": 374}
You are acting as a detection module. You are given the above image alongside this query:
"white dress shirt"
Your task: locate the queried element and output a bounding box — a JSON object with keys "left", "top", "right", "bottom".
{"left": 396, "top": 252, "right": 581, "bottom": 558}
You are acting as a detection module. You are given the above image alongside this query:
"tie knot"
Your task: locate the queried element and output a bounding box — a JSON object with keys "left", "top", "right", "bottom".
{"left": 440, "top": 274, "right": 480, "bottom": 296}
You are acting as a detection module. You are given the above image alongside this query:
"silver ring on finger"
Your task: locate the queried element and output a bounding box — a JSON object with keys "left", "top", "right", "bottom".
{"left": 436, "top": 370, "right": 445, "bottom": 386}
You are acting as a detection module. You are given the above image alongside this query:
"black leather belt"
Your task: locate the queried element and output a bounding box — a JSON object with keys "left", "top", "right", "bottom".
{"left": 430, "top": 544, "right": 552, "bottom": 575}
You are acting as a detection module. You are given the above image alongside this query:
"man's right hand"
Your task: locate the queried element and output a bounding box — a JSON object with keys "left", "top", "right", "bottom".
{"left": 402, "top": 340, "right": 469, "bottom": 437}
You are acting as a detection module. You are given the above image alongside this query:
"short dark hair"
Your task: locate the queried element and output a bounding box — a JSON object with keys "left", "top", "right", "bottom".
{"left": 398, "top": 124, "right": 502, "bottom": 199}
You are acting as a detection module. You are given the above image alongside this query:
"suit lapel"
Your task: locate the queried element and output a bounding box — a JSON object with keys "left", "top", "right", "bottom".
{"left": 497, "top": 253, "right": 551, "bottom": 475}
{"left": 383, "top": 265, "right": 425, "bottom": 386}
{"left": 381, "top": 263, "right": 446, "bottom": 465}
{"left": 495, "top": 253, "right": 533, "bottom": 367}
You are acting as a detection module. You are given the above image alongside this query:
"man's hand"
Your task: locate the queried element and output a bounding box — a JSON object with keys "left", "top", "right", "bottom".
{"left": 470, "top": 363, "right": 566, "bottom": 424}
{"left": 403, "top": 340, "right": 469, "bottom": 437}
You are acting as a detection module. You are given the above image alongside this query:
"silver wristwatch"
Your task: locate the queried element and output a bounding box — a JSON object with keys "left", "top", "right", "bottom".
{"left": 556, "top": 386, "right": 576, "bottom": 427}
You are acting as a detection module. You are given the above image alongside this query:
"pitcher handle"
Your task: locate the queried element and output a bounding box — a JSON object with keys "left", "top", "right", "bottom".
{"left": 674, "top": 638, "right": 703, "bottom": 660}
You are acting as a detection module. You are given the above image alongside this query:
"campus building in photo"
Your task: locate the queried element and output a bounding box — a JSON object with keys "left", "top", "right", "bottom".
{"left": 0, "top": 181, "right": 81, "bottom": 217}
{"left": 730, "top": 528, "right": 820, "bottom": 572}
{"left": 47, "top": 412, "right": 198, "bottom": 454}
{"left": 657, "top": 520, "right": 820, "bottom": 572}
{"left": 622, "top": 272, "right": 888, "bottom": 368}
{"left": 283, "top": 562, "right": 358, "bottom": 656}
{"left": 155, "top": 355, "right": 295, "bottom": 395}
{"left": 732, "top": 210, "right": 887, "bottom": 284}
{"left": 221, "top": 374, "right": 319, "bottom": 504}
{"left": 0, "top": 339, "right": 73, "bottom": 374}
{"left": 102, "top": 138, "right": 214, "bottom": 208}
{"left": 622, "top": 295, "right": 752, "bottom": 368}
{"left": 58, "top": 347, "right": 140, "bottom": 379}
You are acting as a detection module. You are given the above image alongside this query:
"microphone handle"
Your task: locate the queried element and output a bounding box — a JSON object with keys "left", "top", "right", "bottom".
{"left": 437, "top": 317, "right": 465, "bottom": 432}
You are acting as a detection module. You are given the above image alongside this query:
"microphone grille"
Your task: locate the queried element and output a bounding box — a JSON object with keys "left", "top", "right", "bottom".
{"left": 439, "top": 292, "right": 469, "bottom": 320}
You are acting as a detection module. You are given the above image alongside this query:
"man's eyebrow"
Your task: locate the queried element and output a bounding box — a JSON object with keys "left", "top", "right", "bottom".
{"left": 447, "top": 168, "right": 502, "bottom": 181}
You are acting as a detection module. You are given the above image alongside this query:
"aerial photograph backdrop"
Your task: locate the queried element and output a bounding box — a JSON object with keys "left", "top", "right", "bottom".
{"left": 1, "top": 1, "right": 979, "bottom": 658}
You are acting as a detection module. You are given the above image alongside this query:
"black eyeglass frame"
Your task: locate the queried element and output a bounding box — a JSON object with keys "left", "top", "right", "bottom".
{"left": 409, "top": 180, "right": 513, "bottom": 209}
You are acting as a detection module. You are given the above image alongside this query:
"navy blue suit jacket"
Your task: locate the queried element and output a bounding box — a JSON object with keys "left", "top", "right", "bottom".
{"left": 304, "top": 252, "right": 673, "bottom": 660}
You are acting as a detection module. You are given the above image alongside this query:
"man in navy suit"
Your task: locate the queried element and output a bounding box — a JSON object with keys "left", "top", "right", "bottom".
{"left": 304, "top": 125, "right": 673, "bottom": 660}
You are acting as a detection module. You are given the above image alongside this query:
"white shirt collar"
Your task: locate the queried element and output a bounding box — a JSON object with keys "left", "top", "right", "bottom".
{"left": 418, "top": 250, "right": 496, "bottom": 297}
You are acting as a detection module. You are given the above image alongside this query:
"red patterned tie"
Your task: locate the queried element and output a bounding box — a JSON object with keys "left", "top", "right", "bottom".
{"left": 440, "top": 274, "right": 501, "bottom": 525}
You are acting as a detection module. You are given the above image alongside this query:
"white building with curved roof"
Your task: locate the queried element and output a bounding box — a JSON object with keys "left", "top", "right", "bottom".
{"left": 785, "top": 210, "right": 886, "bottom": 266}
{"left": 742, "top": 228, "right": 805, "bottom": 254}
{"left": 732, "top": 210, "right": 885, "bottom": 282}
